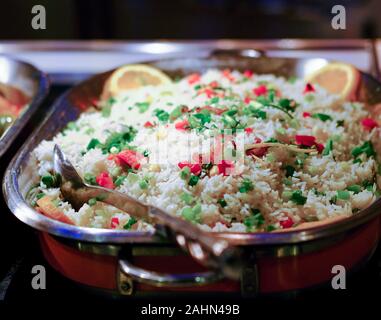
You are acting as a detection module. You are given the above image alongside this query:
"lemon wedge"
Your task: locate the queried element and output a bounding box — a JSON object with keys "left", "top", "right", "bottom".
{"left": 306, "top": 62, "right": 360, "bottom": 101}
{"left": 102, "top": 64, "right": 172, "bottom": 99}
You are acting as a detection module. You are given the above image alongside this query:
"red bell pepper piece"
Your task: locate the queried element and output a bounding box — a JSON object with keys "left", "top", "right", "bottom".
{"left": 96, "top": 172, "right": 115, "bottom": 189}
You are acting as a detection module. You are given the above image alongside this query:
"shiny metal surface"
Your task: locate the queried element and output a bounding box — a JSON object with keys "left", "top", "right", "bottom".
{"left": 0, "top": 55, "right": 49, "bottom": 157}
{"left": 4, "top": 53, "right": 381, "bottom": 246}
{"left": 118, "top": 259, "right": 223, "bottom": 287}
{"left": 0, "top": 40, "right": 373, "bottom": 84}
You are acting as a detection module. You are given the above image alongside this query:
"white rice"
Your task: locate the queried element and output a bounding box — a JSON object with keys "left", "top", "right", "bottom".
{"left": 30, "top": 69, "right": 381, "bottom": 232}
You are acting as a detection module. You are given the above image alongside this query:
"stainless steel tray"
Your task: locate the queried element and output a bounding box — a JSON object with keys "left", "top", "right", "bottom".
{"left": 0, "top": 55, "right": 49, "bottom": 158}
{"left": 4, "top": 53, "right": 381, "bottom": 245}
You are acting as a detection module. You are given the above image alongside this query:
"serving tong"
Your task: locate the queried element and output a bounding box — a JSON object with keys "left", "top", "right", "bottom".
{"left": 53, "top": 145, "right": 242, "bottom": 280}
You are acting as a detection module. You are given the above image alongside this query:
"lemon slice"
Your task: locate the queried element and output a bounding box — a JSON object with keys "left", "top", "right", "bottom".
{"left": 305, "top": 62, "right": 360, "bottom": 101}
{"left": 102, "top": 64, "right": 172, "bottom": 99}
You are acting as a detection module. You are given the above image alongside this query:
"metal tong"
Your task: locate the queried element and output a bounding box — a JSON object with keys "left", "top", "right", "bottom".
{"left": 53, "top": 145, "right": 242, "bottom": 280}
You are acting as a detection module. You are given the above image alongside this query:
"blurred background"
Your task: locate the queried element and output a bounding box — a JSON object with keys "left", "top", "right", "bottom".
{"left": 0, "top": 0, "right": 378, "bottom": 40}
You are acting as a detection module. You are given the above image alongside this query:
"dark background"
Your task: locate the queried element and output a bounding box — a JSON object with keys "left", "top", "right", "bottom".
{"left": 0, "top": 0, "right": 379, "bottom": 40}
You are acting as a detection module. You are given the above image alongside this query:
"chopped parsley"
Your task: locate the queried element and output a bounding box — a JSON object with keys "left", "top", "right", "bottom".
{"left": 290, "top": 190, "right": 307, "bottom": 205}
{"left": 312, "top": 113, "right": 333, "bottom": 122}
{"left": 188, "top": 175, "right": 200, "bottom": 186}
{"left": 87, "top": 138, "right": 101, "bottom": 150}
{"left": 243, "top": 105, "right": 267, "bottom": 119}
{"left": 243, "top": 209, "right": 265, "bottom": 230}
{"left": 351, "top": 141, "right": 376, "bottom": 158}
{"left": 188, "top": 110, "right": 211, "bottom": 130}
{"left": 256, "top": 95, "right": 296, "bottom": 119}
{"left": 101, "top": 127, "right": 137, "bottom": 153}
{"left": 266, "top": 225, "right": 277, "bottom": 232}
{"left": 41, "top": 173, "right": 61, "bottom": 188}
{"left": 123, "top": 217, "right": 137, "bottom": 230}
{"left": 217, "top": 198, "right": 227, "bottom": 208}
{"left": 239, "top": 178, "right": 254, "bottom": 193}
{"left": 284, "top": 165, "right": 295, "bottom": 177}
{"left": 154, "top": 109, "right": 170, "bottom": 123}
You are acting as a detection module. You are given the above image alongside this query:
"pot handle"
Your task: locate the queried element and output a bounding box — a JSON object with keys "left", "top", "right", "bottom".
{"left": 210, "top": 48, "right": 266, "bottom": 58}
{"left": 118, "top": 259, "right": 223, "bottom": 288}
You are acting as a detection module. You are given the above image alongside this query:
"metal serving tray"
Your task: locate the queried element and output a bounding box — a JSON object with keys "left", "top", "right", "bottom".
{"left": 0, "top": 55, "right": 49, "bottom": 158}
{"left": 4, "top": 52, "right": 381, "bottom": 245}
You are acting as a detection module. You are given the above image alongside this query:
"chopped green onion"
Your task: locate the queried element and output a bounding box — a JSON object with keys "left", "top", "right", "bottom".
{"left": 84, "top": 173, "right": 97, "bottom": 185}
{"left": 139, "top": 179, "right": 149, "bottom": 189}
{"left": 347, "top": 185, "right": 361, "bottom": 194}
{"left": 181, "top": 207, "right": 195, "bottom": 221}
{"left": 322, "top": 139, "right": 333, "bottom": 156}
{"left": 135, "top": 102, "right": 150, "bottom": 113}
{"left": 337, "top": 190, "right": 350, "bottom": 200}
{"left": 88, "top": 198, "right": 97, "bottom": 206}
{"left": 181, "top": 204, "right": 201, "bottom": 222}
{"left": 114, "top": 175, "right": 127, "bottom": 187}
{"left": 180, "top": 192, "right": 194, "bottom": 205}
{"left": 126, "top": 172, "right": 139, "bottom": 184}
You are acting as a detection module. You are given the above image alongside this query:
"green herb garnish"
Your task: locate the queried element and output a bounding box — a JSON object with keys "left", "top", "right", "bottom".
{"left": 322, "top": 139, "right": 333, "bottom": 156}
{"left": 312, "top": 113, "right": 333, "bottom": 122}
{"left": 239, "top": 178, "right": 254, "bottom": 193}
{"left": 123, "top": 217, "right": 137, "bottom": 230}
{"left": 135, "top": 102, "right": 150, "bottom": 113}
{"left": 337, "top": 190, "right": 350, "bottom": 200}
{"left": 188, "top": 175, "right": 200, "bottom": 186}
{"left": 351, "top": 141, "right": 376, "bottom": 158}
{"left": 290, "top": 190, "right": 307, "bottom": 205}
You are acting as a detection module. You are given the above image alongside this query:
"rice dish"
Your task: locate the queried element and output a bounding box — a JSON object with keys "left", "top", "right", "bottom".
{"left": 29, "top": 69, "right": 381, "bottom": 232}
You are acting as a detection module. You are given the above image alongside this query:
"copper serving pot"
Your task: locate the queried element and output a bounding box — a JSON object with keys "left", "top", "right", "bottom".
{"left": 3, "top": 51, "right": 381, "bottom": 296}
